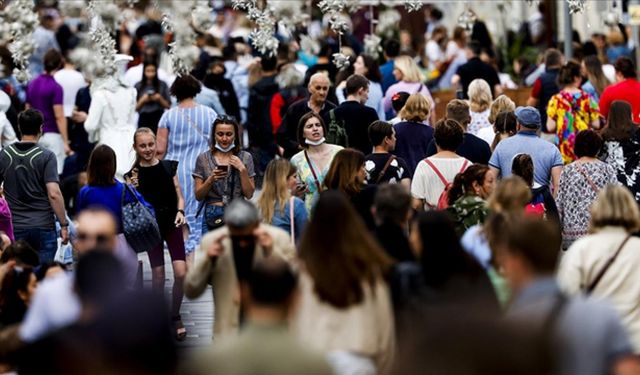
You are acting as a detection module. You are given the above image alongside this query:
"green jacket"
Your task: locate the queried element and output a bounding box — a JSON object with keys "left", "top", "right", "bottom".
{"left": 447, "top": 195, "right": 489, "bottom": 237}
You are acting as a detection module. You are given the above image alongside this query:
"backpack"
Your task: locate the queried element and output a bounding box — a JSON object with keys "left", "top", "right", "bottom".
{"left": 325, "top": 109, "right": 349, "bottom": 147}
{"left": 526, "top": 190, "right": 547, "bottom": 218}
{"left": 424, "top": 158, "right": 469, "bottom": 210}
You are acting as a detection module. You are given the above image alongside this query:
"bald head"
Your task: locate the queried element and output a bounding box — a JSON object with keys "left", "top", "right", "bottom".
{"left": 308, "top": 73, "right": 330, "bottom": 104}
{"left": 74, "top": 209, "right": 118, "bottom": 254}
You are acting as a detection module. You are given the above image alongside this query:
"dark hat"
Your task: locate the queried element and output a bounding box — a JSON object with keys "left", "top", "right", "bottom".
{"left": 514, "top": 106, "right": 541, "bottom": 128}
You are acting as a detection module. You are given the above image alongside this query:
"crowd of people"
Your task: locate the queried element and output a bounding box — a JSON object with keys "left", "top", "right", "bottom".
{"left": 1, "top": 1, "right": 640, "bottom": 374}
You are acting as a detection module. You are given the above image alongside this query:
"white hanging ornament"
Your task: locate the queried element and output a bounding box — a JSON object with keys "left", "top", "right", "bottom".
{"left": 332, "top": 52, "right": 350, "bottom": 69}
{"left": 457, "top": 7, "right": 477, "bottom": 32}
{"left": 404, "top": 0, "right": 423, "bottom": 13}
{"left": 363, "top": 34, "right": 382, "bottom": 59}
{"left": 567, "top": 0, "right": 586, "bottom": 14}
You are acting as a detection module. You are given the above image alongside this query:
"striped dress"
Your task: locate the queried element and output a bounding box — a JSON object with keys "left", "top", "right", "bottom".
{"left": 159, "top": 104, "right": 217, "bottom": 254}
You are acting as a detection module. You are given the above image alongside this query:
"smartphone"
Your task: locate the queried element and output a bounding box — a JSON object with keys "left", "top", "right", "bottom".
{"left": 146, "top": 89, "right": 156, "bottom": 95}
{"left": 217, "top": 165, "right": 229, "bottom": 172}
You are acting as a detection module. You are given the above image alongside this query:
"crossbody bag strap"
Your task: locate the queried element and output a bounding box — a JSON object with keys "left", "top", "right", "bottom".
{"left": 375, "top": 155, "right": 396, "bottom": 184}
{"left": 304, "top": 150, "right": 322, "bottom": 191}
{"left": 585, "top": 235, "right": 632, "bottom": 295}
{"left": 179, "top": 108, "right": 208, "bottom": 143}
{"left": 423, "top": 158, "right": 449, "bottom": 186}
{"left": 575, "top": 163, "right": 599, "bottom": 194}
{"left": 289, "top": 196, "right": 295, "bottom": 243}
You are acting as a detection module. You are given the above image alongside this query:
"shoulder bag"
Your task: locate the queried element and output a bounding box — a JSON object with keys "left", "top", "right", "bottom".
{"left": 289, "top": 196, "right": 296, "bottom": 244}
{"left": 121, "top": 183, "right": 162, "bottom": 253}
{"left": 375, "top": 155, "right": 396, "bottom": 184}
{"left": 584, "top": 235, "right": 632, "bottom": 295}
{"left": 304, "top": 150, "right": 322, "bottom": 192}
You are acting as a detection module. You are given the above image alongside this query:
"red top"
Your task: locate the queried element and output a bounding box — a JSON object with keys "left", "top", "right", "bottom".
{"left": 599, "top": 79, "right": 640, "bottom": 122}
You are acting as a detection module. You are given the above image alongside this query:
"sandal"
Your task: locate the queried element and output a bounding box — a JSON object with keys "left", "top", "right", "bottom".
{"left": 172, "top": 315, "right": 187, "bottom": 341}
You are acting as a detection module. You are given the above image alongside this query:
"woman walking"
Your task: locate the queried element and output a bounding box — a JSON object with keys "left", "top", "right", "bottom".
{"left": 156, "top": 74, "right": 218, "bottom": 261}
{"left": 127, "top": 128, "right": 187, "bottom": 340}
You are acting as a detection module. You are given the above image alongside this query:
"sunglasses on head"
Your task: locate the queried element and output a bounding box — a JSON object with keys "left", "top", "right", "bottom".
{"left": 214, "top": 114, "right": 237, "bottom": 124}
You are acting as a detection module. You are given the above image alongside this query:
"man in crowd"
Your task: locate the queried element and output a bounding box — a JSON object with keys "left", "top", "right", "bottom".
{"left": 451, "top": 41, "right": 502, "bottom": 99}
{"left": 331, "top": 74, "right": 379, "bottom": 154}
{"left": 185, "top": 199, "right": 295, "bottom": 340}
{"left": 527, "top": 48, "right": 562, "bottom": 141}
{"left": 0, "top": 109, "right": 68, "bottom": 263}
{"left": 503, "top": 216, "right": 640, "bottom": 375}
{"left": 25, "top": 49, "right": 71, "bottom": 174}
{"left": 192, "top": 258, "right": 332, "bottom": 375}
{"left": 599, "top": 56, "right": 640, "bottom": 123}
{"left": 19, "top": 208, "right": 118, "bottom": 343}
{"left": 247, "top": 54, "right": 280, "bottom": 188}
{"left": 489, "top": 107, "right": 563, "bottom": 195}
{"left": 380, "top": 39, "right": 400, "bottom": 94}
{"left": 277, "top": 73, "right": 336, "bottom": 158}
{"left": 425, "top": 99, "right": 491, "bottom": 164}
{"left": 365, "top": 120, "right": 411, "bottom": 188}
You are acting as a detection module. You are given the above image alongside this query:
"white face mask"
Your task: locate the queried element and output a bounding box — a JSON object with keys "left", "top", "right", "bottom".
{"left": 214, "top": 142, "right": 235, "bottom": 153}
{"left": 305, "top": 137, "right": 326, "bottom": 146}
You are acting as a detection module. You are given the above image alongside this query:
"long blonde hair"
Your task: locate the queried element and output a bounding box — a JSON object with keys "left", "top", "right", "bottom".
{"left": 257, "top": 159, "right": 297, "bottom": 224}
{"left": 394, "top": 55, "right": 424, "bottom": 83}
{"left": 488, "top": 95, "right": 515, "bottom": 124}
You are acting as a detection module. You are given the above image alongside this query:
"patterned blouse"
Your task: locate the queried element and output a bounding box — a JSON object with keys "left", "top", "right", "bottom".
{"left": 290, "top": 144, "right": 343, "bottom": 214}
{"left": 556, "top": 160, "right": 619, "bottom": 249}
{"left": 547, "top": 90, "right": 600, "bottom": 164}
{"left": 468, "top": 109, "right": 491, "bottom": 136}
{"left": 599, "top": 134, "right": 640, "bottom": 204}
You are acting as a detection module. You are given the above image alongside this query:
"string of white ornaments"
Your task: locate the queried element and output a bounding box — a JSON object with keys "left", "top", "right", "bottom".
{"left": 86, "top": 0, "right": 118, "bottom": 77}
{"left": 232, "top": 0, "right": 279, "bottom": 57}
{"left": 0, "top": 0, "right": 38, "bottom": 82}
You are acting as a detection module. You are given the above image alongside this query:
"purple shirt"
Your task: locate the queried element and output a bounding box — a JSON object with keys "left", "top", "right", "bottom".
{"left": 26, "top": 74, "right": 63, "bottom": 134}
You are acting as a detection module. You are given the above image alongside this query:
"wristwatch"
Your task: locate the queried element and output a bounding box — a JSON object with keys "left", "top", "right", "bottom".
{"left": 177, "top": 209, "right": 185, "bottom": 215}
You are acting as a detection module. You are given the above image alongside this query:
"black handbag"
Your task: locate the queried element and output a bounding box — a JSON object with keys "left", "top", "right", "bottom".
{"left": 121, "top": 183, "right": 162, "bottom": 253}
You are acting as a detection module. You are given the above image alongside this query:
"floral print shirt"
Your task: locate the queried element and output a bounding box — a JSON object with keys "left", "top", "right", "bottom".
{"left": 547, "top": 90, "right": 600, "bottom": 164}
{"left": 556, "top": 160, "right": 619, "bottom": 249}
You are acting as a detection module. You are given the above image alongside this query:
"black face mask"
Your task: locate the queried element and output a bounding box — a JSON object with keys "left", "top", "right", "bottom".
{"left": 231, "top": 235, "right": 256, "bottom": 282}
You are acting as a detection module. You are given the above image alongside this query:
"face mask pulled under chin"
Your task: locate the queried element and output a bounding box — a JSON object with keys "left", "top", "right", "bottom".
{"left": 214, "top": 142, "right": 235, "bottom": 153}
{"left": 305, "top": 137, "right": 326, "bottom": 146}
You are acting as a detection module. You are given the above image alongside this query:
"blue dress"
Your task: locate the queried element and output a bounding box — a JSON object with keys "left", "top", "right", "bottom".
{"left": 159, "top": 104, "right": 217, "bottom": 254}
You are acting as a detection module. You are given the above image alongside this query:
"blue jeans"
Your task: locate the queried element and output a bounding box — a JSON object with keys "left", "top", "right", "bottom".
{"left": 13, "top": 227, "right": 58, "bottom": 264}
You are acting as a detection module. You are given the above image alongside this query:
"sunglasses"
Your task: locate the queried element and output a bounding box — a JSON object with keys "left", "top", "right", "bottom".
{"left": 214, "top": 114, "right": 237, "bottom": 124}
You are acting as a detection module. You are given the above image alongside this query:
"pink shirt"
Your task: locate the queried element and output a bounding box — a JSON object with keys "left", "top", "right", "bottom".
{"left": 383, "top": 81, "right": 435, "bottom": 117}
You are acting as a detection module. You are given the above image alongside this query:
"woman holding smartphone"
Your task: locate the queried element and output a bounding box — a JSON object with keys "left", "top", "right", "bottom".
{"left": 126, "top": 127, "right": 188, "bottom": 341}
{"left": 135, "top": 60, "right": 171, "bottom": 133}
{"left": 193, "top": 115, "right": 255, "bottom": 234}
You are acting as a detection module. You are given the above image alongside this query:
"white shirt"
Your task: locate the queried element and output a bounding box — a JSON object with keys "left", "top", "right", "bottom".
{"left": 19, "top": 272, "right": 81, "bottom": 343}
{"left": 54, "top": 68, "right": 87, "bottom": 117}
{"left": 468, "top": 109, "right": 492, "bottom": 136}
{"left": 0, "top": 91, "right": 17, "bottom": 147}
{"left": 425, "top": 40, "right": 445, "bottom": 72}
{"left": 411, "top": 156, "right": 471, "bottom": 208}
{"left": 476, "top": 126, "right": 495, "bottom": 146}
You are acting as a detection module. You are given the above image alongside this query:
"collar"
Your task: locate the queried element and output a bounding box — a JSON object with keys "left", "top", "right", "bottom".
{"left": 307, "top": 101, "right": 325, "bottom": 111}
{"left": 517, "top": 129, "right": 539, "bottom": 136}
{"left": 511, "top": 276, "right": 559, "bottom": 309}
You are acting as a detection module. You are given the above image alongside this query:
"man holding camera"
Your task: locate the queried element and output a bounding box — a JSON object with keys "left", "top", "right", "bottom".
{"left": 184, "top": 199, "right": 295, "bottom": 340}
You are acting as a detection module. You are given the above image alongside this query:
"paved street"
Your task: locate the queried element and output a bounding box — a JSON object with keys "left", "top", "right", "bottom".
{"left": 138, "top": 252, "right": 213, "bottom": 353}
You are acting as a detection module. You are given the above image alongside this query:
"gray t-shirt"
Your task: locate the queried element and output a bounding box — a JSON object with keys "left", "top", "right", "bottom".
{"left": 0, "top": 143, "right": 59, "bottom": 229}
{"left": 192, "top": 150, "right": 255, "bottom": 203}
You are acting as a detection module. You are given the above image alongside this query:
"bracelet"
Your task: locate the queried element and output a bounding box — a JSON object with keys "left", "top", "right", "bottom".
{"left": 177, "top": 209, "right": 185, "bottom": 215}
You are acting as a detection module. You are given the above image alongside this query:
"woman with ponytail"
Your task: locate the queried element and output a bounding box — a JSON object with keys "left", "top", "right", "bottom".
{"left": 126, "top": 127, "right": 188, "bottom": 341}
{"left": 446, "top": 164, "right": 494, "bottom": 236}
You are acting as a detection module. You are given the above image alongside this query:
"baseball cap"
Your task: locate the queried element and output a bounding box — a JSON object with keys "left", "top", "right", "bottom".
{"left": 514, "top": 106, "right": 541, "bottom": 128}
